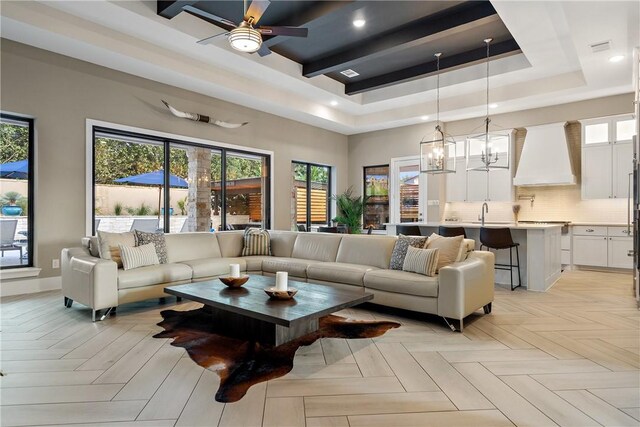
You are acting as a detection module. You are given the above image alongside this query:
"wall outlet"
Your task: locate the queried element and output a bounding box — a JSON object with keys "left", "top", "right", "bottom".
{"left": 52, "top": 259, "right": 60, "bottom": 269}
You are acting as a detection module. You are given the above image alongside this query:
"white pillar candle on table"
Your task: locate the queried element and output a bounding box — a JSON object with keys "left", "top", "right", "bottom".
{"left": 229, "top": 264, "right": 240, "bottom": 278}
{"left": 275, "top": 271, "right": 288, "bottom": 291}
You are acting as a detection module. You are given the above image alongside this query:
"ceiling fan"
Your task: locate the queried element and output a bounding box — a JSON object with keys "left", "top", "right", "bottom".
{"left": 184, "top": 0, "right": 309, "bottom": 57}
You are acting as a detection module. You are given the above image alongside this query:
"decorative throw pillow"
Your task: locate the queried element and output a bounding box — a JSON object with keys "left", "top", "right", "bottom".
{"left": 389, "top": 234, "right": 428, "bottom": 270}
{"left": 457, "top": 238, "right": 475, "bottom": 262}
{"left": 241, "top": 228, "right": 271, "bottom": 256}
{"left": 426, "top": 233, "right": 464, "bottom": 272}
{"left": 109, "top": 246, "right": 124, "bottom": 269}
{"left": 119, "top": 243, "right": 160, "bottom": 271}
{"left": 134, "top": 230, "right": 168, "bottom": 264}
{"left": 97, "top": 231, "right": 136, "bottom": 261}
{"left": 403, "top": 246, "right": 439, "bottom": 277}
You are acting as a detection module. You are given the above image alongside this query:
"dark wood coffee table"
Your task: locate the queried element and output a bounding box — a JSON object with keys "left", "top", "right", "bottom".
{"left": 164, "top": 275, "right": 373, "bottom": 346}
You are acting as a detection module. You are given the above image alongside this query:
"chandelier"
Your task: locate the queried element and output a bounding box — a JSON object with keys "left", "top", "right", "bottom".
{"left": 420, "top": 53, "right": 456, "bottom": 174}
{"left": 466, "top": 38, "right": 510, "bottom": 171}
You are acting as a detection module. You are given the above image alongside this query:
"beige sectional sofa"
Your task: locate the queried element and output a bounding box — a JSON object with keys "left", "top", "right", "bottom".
{"left": 61, "top": 230, "right": 495, "bottom": 330}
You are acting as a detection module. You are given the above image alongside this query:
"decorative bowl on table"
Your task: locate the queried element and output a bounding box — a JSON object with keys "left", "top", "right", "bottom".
{"left": 219, "top": 275, "right": 249, "bottom": 288}
{"left": 264, "top": 287, "right": 298, "bottom": 300}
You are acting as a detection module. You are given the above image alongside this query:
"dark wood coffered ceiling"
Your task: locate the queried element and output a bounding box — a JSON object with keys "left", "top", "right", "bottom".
{"left": 158, "top": 1, "right": 522, "bottom": 95}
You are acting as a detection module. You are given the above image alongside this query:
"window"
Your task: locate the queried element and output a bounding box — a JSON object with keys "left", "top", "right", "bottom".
{"left": 363, "top": 165, "right": 389, "bottom": 230}
{"left": 0, "top": 114, "right": 34, "bottom": 269}
{"left": 292, "top": 162, "right": 331, "bottom": 231}
{"left": 93, "top": 127, "right": 270, "bottom": 234}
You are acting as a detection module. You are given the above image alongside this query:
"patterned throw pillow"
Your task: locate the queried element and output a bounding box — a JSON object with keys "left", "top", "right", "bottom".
{"left": 403, "top": 246, "right": 439, "bottom": 277}
{"left": 119, "top": 243, "right": 160, "bottom": 270}
{"left": 426, "top": 233, "right": 464, "bottom": 272}
{"left": 241, "top": 228, "right": 271, "bottom": 256}
{"left": 134, "top": 230, "right": 168, "bottom": 264}
{"left": 389, "top": 235, "right": 428, "bottom": 270}
{"left": 97, "top": 231, "right": 136, "bottom": 261}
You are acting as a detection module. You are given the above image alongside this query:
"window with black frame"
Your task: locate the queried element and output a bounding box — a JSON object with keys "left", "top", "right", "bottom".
{"left": 93, "top": 127, "right": 270, "bottom": 235}
{"left": 363, "top": 165, "right": 389, "bottom": 230}
{"left": 0, "top": 114, "right": 34, "bottom": 269}
{"left": 291, "top": 161, "right": 331, "bottom": 231}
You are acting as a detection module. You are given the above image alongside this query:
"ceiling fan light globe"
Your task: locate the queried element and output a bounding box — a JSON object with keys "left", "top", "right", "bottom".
{"left": 229, "top": 26, "right": 262, "bottom": 53}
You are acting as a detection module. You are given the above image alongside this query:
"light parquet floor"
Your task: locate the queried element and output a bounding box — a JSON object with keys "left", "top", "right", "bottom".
{"left": 1, "top": 270, "right": 639, "bottom": 427}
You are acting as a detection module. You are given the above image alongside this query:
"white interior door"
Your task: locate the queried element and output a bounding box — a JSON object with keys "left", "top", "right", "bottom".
{"left": 390, "top": 156, "right": 427, "bottom": 223}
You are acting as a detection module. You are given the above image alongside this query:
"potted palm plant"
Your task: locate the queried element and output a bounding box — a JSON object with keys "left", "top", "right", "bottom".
{"left": 332, "top": 187, "right": 369, "bottom": 234}
{"left": 1, "top": 191, "right": 25, "bottom": 216}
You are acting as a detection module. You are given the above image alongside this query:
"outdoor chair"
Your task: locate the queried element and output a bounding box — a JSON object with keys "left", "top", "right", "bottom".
{"left": 0, "top": 219, "right": 22, "bottom": 258}
{"left": 94, "top": 218, "right": 101, "bottom": 233}
{"left": 318, "top": 226, "right": 338, "bottom": 233}
{"left": 297, "top": 224, "right": 307, "bottom": 232}
{"left": 130, "top": 218, "right": 160, "bottom": 233}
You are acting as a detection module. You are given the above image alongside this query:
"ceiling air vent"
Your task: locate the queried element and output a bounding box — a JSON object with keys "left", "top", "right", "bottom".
{"left": 589, "top": 40, "right": 611, "bottom": 53}
{"left": 340, "top": 69, "right": 360, "bottom": 78}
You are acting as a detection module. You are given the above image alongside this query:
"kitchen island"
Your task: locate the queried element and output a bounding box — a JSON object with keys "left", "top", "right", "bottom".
{"left": 386, "top": 222, "right": 563, "bottom": 292}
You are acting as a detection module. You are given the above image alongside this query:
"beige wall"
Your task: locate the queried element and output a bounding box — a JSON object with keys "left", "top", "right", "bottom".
{"left": 348, "top": 93, "right": 635, "bottom": 223}
{"left": 0, "top": 40, "right": 348, "bottom": 278}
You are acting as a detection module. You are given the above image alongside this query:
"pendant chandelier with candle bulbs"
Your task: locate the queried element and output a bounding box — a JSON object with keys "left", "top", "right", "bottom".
{"left": 466, "top": 38, "right": 510, "bottom": 172}
{"left": 419, "top": 52, "right": 456, "bottom": 174}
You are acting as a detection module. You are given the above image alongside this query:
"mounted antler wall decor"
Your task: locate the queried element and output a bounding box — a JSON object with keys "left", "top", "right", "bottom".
{"left": 161, "top": 100, "right": 248, "bottom": 129}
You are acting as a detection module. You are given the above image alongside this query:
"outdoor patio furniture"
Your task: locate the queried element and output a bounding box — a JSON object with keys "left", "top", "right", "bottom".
{"left": 318, "top": 226, "right": 338, "bottom": 233}
{"left": 0, "top": 219, "right": 23, "bottom": 259}
{"left": 297, "top": 224, "right": 307, "bottom": 232}
{"left": 94, "top": 218, "right": 101, "bottom": 232}
{"left": 130, "top": 218, "right": 160, "bottom": 233}
{"left": 179, "top": 220, "right": 189, "bottom": 233}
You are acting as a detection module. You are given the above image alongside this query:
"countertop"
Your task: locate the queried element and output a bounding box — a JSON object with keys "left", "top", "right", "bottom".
{"left": 385, "top": 222, "right": 563, "bottom": 230}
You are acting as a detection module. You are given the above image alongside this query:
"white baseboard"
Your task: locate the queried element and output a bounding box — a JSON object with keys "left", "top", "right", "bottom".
{"left": 1, "top": 275, "right": 61, "bottom": 297}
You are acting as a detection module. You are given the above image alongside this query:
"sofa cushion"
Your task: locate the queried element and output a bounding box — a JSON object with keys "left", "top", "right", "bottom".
{"left": 243, "top": 255, "right": 272, "bottom": 271}
{"left": 165, "top": 232, "right": 222, "bottom": 263}
{"left": 269, "top": 231, "right": 299, "bottom": 258}
{"left": 403, "top": 247, "right": 439, "bottom": 277}
{"left": 118, "top": 263, "right": 193, "bottom": 290}
{"left": 262, "top": 257, "right": 319, "bottom": 278}
{"left": 215, "top": 231, "right": 244, "bottom": 257}
{"left": 426, "top": 233, "right": 464, "bottom": 272}
{"left": 389, "top": 235, "right": 428, "bottom": 270}
{"left": 135, "top": 230, "right": 168, "bottom": 264}
{"left": 119, "top": 243, "right": 160, "bottom": 271}
{"left": 241, "top": 228, "right": 272, "bottom": 256}
{"left": 97, "top": 231, "right": 136, "bottom": 260}
{"left": 307, "top": 262, "right": 378, "bottom": 286}
{"left": 291, "top": 233, "right": 342, "bottom": 262}
{"left": 364, "top": 269, "right": 438, "bottom": 298}
{"left": 179, "top": 257, "right": 247, "bottom": 279}
{"left": 336, "top": 235, "right": 396, "bottom": 269}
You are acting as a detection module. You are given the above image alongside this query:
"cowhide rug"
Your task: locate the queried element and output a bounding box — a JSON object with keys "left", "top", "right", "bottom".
{"left": 154, "top": 307, "right": 400, "bottom": 402}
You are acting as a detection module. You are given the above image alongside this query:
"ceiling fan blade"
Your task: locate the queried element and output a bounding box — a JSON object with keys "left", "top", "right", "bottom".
{"left": 183, "top": 5, "right": 237, "bottom": 31}
{"left": 196, "top": 32, "right": 229, "bottom": 45}
{"left": 256, "top": 44, "right": 272, "bottom": 57}
{"left": 244, "top": 0, "right": 270, "bottom": 25}
{"left": 258, "top": 26, "right": 308, "bottom": 37}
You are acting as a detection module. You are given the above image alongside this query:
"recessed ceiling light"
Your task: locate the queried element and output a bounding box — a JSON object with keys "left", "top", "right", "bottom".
{"left": 353, "top": 19, "right": 366, "bottom": 28}
{"left": 421, "top": 115, "right": 429, "bottom": 121}
{"left": 609, "top": 55, "right": 625, "bottom": 63}
{"left": 489, "top": 103, "right": 498, "bottom": 109}
{"left": 330, "top": 100, "right": 338, "bottom": 106}
{"left": 340, "top": 69, "right": 360, "bottom": 78}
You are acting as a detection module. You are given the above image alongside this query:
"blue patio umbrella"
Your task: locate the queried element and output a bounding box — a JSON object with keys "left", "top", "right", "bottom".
{"left": 0, "top": 159, "right": 28, "bottom": 179}
{"left": 114, "top": 170, "right": 188, "bottom": 219}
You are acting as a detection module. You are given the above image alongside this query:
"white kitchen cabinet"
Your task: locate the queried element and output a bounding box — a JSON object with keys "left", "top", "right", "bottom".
{"left": 582, "top": 144, "right": 612, "bottom": 199}
{"left": 582, "top": 115, "right": 636, "bottom": 200}
{"left": 608, "top": 237, "right": 634, "bottom": 269}
{"left": 573, "top": 235, "right": 608, "bottom": 267}
{"left": 466, "top": 169, "right": 488, "bottom": 202}
{"left": 613, "top": 142, "right": 633, "bottom": 199}
{"left": 488, "top": 167, "right": 514, "bottom": 201}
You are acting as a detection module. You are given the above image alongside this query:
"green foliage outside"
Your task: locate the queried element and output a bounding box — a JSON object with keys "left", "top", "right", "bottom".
{"left": 94, "top": 138, "right": 264, "bottom": 184}
{"left": 293, "top": 163, "right": 329, "bottom": 184}
{"left": 0, "top": 123, "right": 28, "bottom": 164}
{"left": 332, "top": 186, "right": 369, "bottom": 234}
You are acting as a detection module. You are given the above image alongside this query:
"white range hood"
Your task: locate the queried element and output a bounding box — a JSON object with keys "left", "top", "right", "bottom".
{"left": 513, "top": 122, "right": 576, "bottom": 186}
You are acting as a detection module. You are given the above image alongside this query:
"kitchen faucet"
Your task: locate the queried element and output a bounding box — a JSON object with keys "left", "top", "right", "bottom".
{"left": 479, "top": 202, "right": 489, "bottom": 226}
